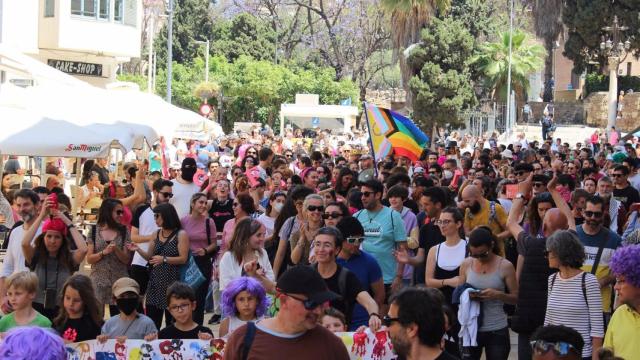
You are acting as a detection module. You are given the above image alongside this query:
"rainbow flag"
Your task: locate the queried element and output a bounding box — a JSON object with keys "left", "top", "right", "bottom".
{"left": 363, "top": 103, "right": 429, "bottom": 163}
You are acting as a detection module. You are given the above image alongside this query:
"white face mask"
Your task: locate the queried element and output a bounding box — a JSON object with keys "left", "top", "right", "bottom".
{"left": 443, "top": 170, "right": 453, "bottom": 179}
{"left": 273, "top": 202, "right": 284, "bottom": 213}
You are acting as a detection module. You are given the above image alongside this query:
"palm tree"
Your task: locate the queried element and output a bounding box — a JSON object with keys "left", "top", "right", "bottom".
{"left": 531, "top": 0, "right": 563, "bottom": 102}
{"left": 381, "top": 0, "right": 451, "bottom": 107}
{"left": 471, "top": 30, "right": 546, "bottom": 102}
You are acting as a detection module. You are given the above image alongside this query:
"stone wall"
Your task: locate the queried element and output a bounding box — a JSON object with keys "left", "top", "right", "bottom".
{"left": 584, "top": 92, "right": 609, "bottom": 129}
{"left": 527, "top": 101, "right": 585, "bottom": 125}
{"left": 365, "top": 88, "right": 407, "bottom": 109}
{"left": 618, "top": 93, "right": 640, "bottom": 132}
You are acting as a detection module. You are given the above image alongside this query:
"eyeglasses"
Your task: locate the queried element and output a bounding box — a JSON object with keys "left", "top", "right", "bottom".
{"left": 307, "top": 205, "right": 324, "bottom": 212}
{"left": 168, "top": 303, "right": 190, "bottom": 312}
{"left": 530, "top": 340, "right": 578, "bottom": 357}
{"left": 533, "top": 182, "right": 545, "bottom": 188}
{"left": 159, "top": 192, "right": 174, "bottom": 198}
{"left": 434, "top": 219, "right": 452, "bottom": 226}
{"left": 346, "top": 236, "right": 364, "bottom": 244}
{"left": 323, "top": 212, "right": 343, "bottom": 220}
{"left": 115, "top": 210, "right": 124, "bottom": 216}
{"left": 382, "top": 315, "right": 400, "bottom": 327}
{"left": 361, "top": 191, "right": 375, "bottom": 198}
{"left": 284, "top": 293, "right": 324, "bottom": 310}
{"left": 583, "top": 210, "right": 603, "bottom": 218}
{"left": 470, "top": 250, "right": 490, "bottom": 259}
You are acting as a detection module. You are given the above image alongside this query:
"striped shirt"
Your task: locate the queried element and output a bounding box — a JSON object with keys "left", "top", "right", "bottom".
{"left": 544, "top": 271, "right": 604, "bottom": 358}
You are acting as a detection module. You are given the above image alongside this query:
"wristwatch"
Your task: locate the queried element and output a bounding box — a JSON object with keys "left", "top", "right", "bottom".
{"left": 163, "top": 256, "right": 168, "bottom": 264}
{"left": 515, "top": 193, "right": 526, "bottom": 200}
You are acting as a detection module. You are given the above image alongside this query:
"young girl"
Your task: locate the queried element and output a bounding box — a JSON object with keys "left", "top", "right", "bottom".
{"left": 320, "top": 307, "right": 347, "bottom": 333}
{"left": 218, "top": 277, "right": 269, "bottom": 338}
{"left": 53, "top": 274, "right": 103, "bottom": 343}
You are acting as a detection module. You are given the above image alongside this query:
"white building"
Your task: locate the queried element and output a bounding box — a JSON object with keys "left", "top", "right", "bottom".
{"left": 1, "top": 0, "right": 142, "bottom": 87}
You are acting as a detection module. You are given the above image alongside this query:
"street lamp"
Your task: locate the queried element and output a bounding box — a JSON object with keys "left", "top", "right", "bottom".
{"left": 600, "top": 16, "right": 630, "bottom": 129}
{"left": 194, "top": 39, "right": 210, "bottom": 83}
{"left": 166, "top": 0, "right": 174, "bottom": 103}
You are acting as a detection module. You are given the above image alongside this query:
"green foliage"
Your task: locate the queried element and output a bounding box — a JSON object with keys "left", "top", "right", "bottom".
{"left": 471, "top": 30, "right": 545, "bottom": 101}
{"left": 584, "top": 74, "right": 640, "bottom": 97}
{"left": 116, "top": 73, "right": 148, "bottom": 91}
{"left": 407, "top": 17, "right": 477, "bottom": 132}
{"left": 447, "top": 0, "right": 498, "bottom": 41}
{"left": 154, "top": 0, "right": 214, "bottom": 69}
{"left": 563, "top": 1, "right": 640, "bottom": 74}
{"left": 211, "top": 13, "right": 276, "bottom": 62}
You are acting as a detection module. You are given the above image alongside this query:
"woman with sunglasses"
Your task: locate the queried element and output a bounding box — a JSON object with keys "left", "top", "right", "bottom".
{"left": 524, "top": 193, "right": 556, "bottom": 238}
{"left": 241, "top": 155, "right": 257, "bottom": 173}
{"left": 323, "top": 202, "right": 350, "bottom": 227}
{"left": 86, "top": 198, "right": 132, "bottom": 316}
{"left": 219, "top": 218, "right": 275, "bottom": 293}
{"left": 458, "top": 226, "right": 518, "bottom": 360}
{"left": 180, "top": 193, "right": 218, "bottom": 325}
{"left": 290, "top": 194, "right": 325, "bottom": 265}
{"left": 257, "top": 192, "right": 286, "bottom": 240}
{"left": 128, "top": 203, "right": 189, "bottom": 329}
{"left": 543, "top": 230, "right": 603, "bottom": 360}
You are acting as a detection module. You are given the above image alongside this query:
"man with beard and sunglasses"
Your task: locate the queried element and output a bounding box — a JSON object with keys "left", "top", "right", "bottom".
{"left": 574, "top": 195, "right": 623, "bottom": 323}
{"left": 385, "top": 287, "right": 458, "bottom": 360}
{"left": 170, "top": 158, "right": 200, "bottom": 218}
{"left": 224, "top": 266, "right": 349, "bottom": 360}
{"left": 0, "top": 189, "right": 43, "bottom": 311}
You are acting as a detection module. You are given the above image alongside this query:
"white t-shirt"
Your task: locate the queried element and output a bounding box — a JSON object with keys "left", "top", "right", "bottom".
{"left": 219, "top": 248, "right": 274, "bottom": 291}
{"left": 170, "top": 180, "right": 200, "bottom": 218}
{"left": 256, "top": 214, "right": 276, "bottom": 238}
{"left": 131, "top": 207, "right": 158, "bottom": 267}
{"left": 0, "top": 223, "right": 42, "bottom": 278}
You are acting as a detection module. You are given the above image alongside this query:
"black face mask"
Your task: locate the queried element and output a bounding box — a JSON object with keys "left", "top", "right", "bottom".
{"left": 181, "top": 167, "right": 197, "bottom": 182}
{"left": 470, "top": 201, "right": 482, "bottom": 214}
{"left": 116, "top": 297, "right": 138, "bottom": 315}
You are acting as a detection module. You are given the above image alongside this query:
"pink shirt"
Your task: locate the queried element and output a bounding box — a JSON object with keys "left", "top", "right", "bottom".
{"left": 181, "top": 215, "right": 217, "bottom": 252}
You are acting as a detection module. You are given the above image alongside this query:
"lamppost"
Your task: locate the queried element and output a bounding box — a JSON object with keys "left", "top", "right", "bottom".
{"left": 600, "top": 16, "right": 630, "bottom": 129}
{"left": 166, "top": 0, "right": 174, "bottom": 103}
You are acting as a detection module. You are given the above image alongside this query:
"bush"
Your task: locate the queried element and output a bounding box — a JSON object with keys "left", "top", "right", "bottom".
{"left": 585, "top": 73, "right": 640, "bottom": 96}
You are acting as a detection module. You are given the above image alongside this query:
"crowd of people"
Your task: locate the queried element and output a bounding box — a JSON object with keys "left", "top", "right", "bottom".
{"left": 0, "top": 124, "right": 639, "bottom": 360}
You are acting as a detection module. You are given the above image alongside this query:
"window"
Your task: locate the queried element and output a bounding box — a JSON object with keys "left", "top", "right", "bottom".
{"left": 627, "top": 62, "right": 632, "bottom": 76}
{"left": 44, "top": 0, "right": 55, "bottom": 17}
{"left": 114, "top": 0, "right": 123, "bottom": 22}
{"left": 99, "top": 0, "right": 110, "bottom": 19}
{"left": 71, "top": 0, "right": 96, "bottom": 17}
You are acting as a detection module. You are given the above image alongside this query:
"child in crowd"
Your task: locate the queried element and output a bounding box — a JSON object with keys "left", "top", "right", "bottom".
{"left": 219, "top": 277, "right": 269, "bottom": 338}
{"left": 320, "top": 307, "right": 347, "bottom": 333}
{"left": 156, "top": 282, "right": 213, "bottom": 340}
{"left": 0, "top": 271, "right": 51, "bottom": 332}
{"left": 53, "top": 274, "right": 103, "bottom": 343}
{"left": 97, "top": 277, "right": 157, "bottom": 343}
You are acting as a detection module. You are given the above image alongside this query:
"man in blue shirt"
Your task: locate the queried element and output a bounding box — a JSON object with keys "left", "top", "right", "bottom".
{"left": 336, "top": 217, "right": 384, "bottom": 330}
{"left": 354, "top": 179, "right": 407, "bottom": 308}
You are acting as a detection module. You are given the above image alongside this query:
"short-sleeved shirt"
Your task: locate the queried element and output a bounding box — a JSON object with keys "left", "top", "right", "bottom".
{"left": 613, "top": 185, "right": 640, "bottom": 211}
{"left": 415, "top": 222, "right": 445, "bottom": 285}
{"left": 158, "top": 324, "right": 213, "bottom": 339}
{"left": 56, "top": 314, "right": 101, "bottom": 342}
{"left": 604, "top": 304, "right": 640, "bottom": 360}
{"left": 576, "top": 225, "right": 623, "bottom": 313}
{"left": 464, "top": 199, "right": 508, "bottom": 239}
{"left": 354, "top": 207, "right": 406, "bottom": 284}
{"left": 224, "top": 322, "right": 350, "bottom": 360}
{"left": 337, "top": 251, "right": 382, "bottom": 330}
{"left": 0, "top": 311, "right": 51, "bottom": 332}
{"left": 322, "top": 265, "right": 364, "bottom": 326}
{"left": 101, "top": 314, "right": 157, "bottom": 339}
{"left": 149, "top": 151, "right": 162, "bottom": 172}
{"left": 169, "top": 181, "right": 200, "bottom": 218}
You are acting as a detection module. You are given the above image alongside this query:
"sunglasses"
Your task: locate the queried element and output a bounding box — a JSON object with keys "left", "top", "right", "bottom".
{"left": 533, "top": 182, "right": 545, "bottom": 188}
{"left": 530, "top": 340, "right": 578, "bottom": 356}
{"left": 284, "top": 293, "right": 324, "bottom": 310}
{"left": 361, "top": 191, "right": 375, "bottom": 198}
{"left": 382, "top": 315, "right": 400, "bottom": 327}
{"left": 285, "top": 154, "right": 293, "bottom": 158}
{"left": 307, "top": 205, "right": 324, "bottom": 212}
{"left": 470, "top": 250, "right": 490, "bottom": 259}
{"left": 322, "top": 212, "right": 343, "bottom": 220}
{"left": 346, "top": 236, "right": 364, "bottom": 244}
{"left": 583, "top": 210, "right": 603, "bottom": 218}
{"left": 160, "top": 192, "right": 173, "bottom": 198}
{"left": 611, "top": 173, "right": 623, "bottom": 178}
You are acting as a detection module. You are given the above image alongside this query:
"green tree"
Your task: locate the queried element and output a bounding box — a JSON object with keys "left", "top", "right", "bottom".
{"left": 471, "top": 30, "right": 545, "bottom": 102}
{"left": 154, "top": 0, "right": 214, "bottom": 68}
{"left": 531, "top": 0, "right": 563, "bottom": 101}
{"left": 407, "top": 17, "right": 476, "bottom": 136}
{"left": 211, "top": 13, "right": 277, "bottom": 62}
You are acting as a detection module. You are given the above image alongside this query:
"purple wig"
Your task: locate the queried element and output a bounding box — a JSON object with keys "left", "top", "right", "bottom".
{"left": 221, "top": 276, "right": 270, "bottom": 318}
{"left": 610, "top": 244, "right": 640, "bottom": 288}
{"left": 0, "top": 326, "right": 65, "bottom": 360}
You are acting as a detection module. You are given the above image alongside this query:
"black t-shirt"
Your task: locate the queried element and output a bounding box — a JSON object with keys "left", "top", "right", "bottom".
{"left": 131, "top": 204, "right": 151, "bottom": 229}
{"left": 323, "top": 266, "right": 364, "bottom": 325}
{"left": 57, "top": 315, "right": 101, "bottom": 342}
{"left": 158, "top": 324, "right": 213, "bottom": 339}
{"left": 435, "top": 351, "right": 460, "bottom": 360}
{"left": 575, "top": 216, "right": 584, "bottom": 226}
{"left": 209, "top": 198, "right": 234, "bottom": 233}
{"left": 613, "top": 184, "right": 640, "bottom": 211}
{"left": 415, "top": 222, "right": 445, "bottom": 285}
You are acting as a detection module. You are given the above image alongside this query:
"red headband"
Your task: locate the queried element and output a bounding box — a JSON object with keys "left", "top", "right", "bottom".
{"left": 42, "top": 218, "right": 67, "bottom": 237}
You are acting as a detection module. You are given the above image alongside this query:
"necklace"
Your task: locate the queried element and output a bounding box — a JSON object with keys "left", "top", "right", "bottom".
{"left": 367, "top": 208, "right": 383, "bottom": 223}
{"left": 161, "top": 229, "right": 173, "bottom": 238}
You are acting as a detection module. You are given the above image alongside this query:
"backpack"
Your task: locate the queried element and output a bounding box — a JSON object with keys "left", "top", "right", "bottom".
{"left": 1, "top": 221, "right": 23, "bottom": 250}
{"left": 313, "top": 263, "right": 351, "bottom": 322}
{"left": 550, "top": 272, "right": 588, "bottom": 307}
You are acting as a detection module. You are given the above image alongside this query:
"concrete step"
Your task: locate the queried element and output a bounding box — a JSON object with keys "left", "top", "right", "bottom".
{"left": 504, "top": 124, "right": 599, "bottom": 146}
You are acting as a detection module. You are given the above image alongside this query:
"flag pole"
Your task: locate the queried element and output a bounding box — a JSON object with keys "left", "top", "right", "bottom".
{"left": 362, "top": 102, "right": 378, "bottom": 178}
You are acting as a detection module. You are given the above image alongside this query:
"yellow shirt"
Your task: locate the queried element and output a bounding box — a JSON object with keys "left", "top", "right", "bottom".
{"left": 464, "top": 199, "right": 508, "bottom": 254}
{"left": 604, "top": 304, "right": 640, "bottom": 359}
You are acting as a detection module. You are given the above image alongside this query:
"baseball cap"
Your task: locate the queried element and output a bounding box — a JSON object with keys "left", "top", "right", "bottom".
{"left": 277, "top": 266, "right": 341, "bottom": 305}
{"left": 170, "top": 161, "right": 181, "bottom": 170}
{"left": 501, "top": 149, "right": 513, "bottom": 159}
{"left": 112, "top": 277, "right": 140, "bottom": 297}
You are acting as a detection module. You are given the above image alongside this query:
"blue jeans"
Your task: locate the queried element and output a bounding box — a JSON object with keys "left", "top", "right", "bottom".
{"left": 462, "top": 327, "right": 510, "bottom": 360}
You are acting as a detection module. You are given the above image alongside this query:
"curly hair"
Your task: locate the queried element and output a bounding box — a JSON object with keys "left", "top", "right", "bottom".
{"left": 609, "top": 244, "right": 640, "bottom": 288}
{"left": 221, "top": 276, "right": 270, "bottom": 318}
{"left": 0, "top": 326, "right": 66, "bottom": 360}
{"left": 546, "top": 230, "right": 585, "bottom": 269}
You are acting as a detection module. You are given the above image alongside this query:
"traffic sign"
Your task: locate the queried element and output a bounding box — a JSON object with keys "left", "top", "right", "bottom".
{"left": 199, "top": 103, "right": 212, "bottom": 116}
